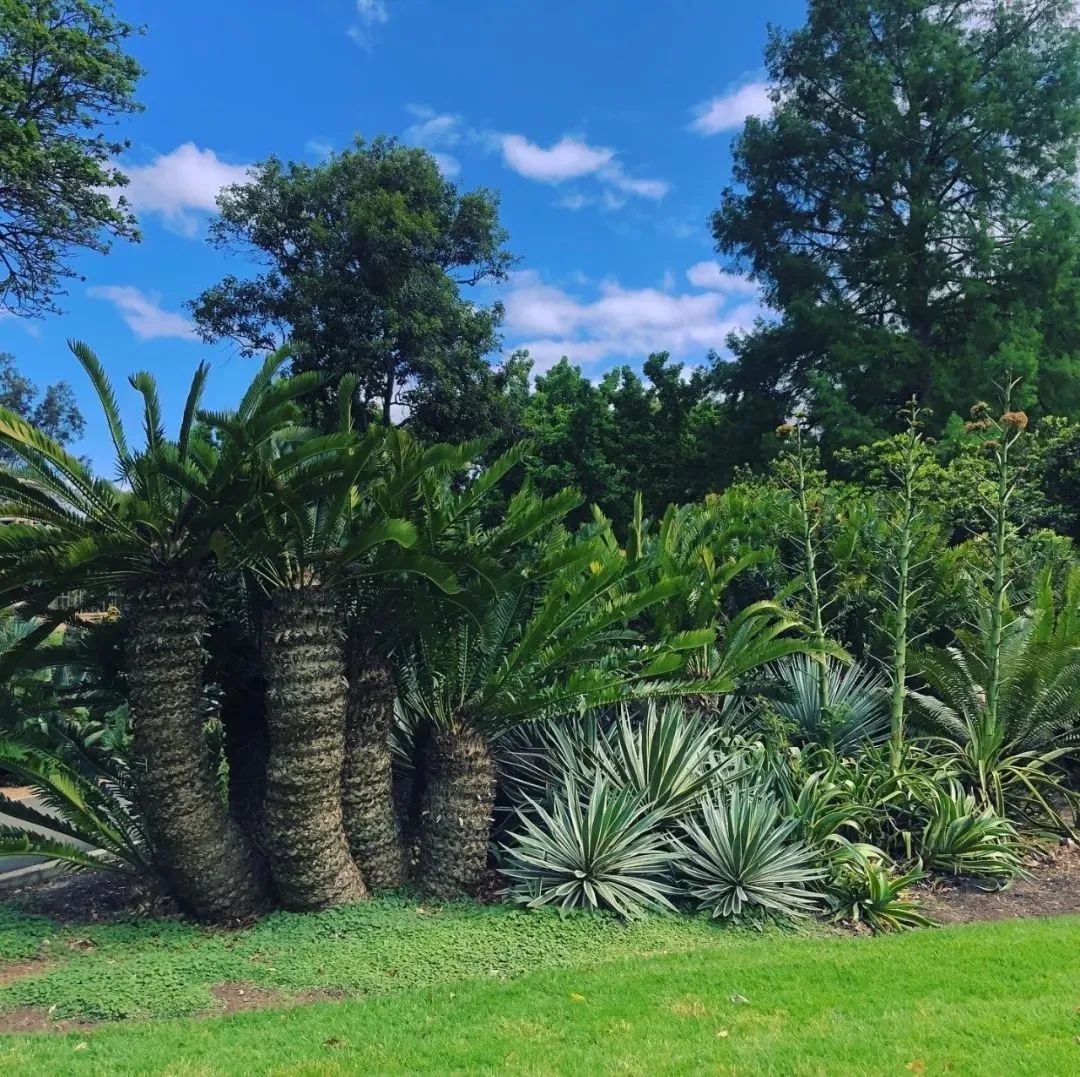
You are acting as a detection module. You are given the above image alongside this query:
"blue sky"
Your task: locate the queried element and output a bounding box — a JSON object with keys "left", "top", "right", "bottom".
{"left": 0, "top": 0, "right": 805, "bottom": 469}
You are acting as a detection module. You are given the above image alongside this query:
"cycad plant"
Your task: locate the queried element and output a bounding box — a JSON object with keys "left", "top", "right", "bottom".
{"left": 0, "top": 344, "right": 303, "bottom": 920}
{"left": 0, "top": 726, "right": 152, "bottom": 875}
{"left": 223, "top": 388, "right": 458, "bottom": 910}
{"left": 340, "top": 434, "right": 535, "bottom": 888}
{"left": 398, "top": 537, "right": 716, "bottom": 899}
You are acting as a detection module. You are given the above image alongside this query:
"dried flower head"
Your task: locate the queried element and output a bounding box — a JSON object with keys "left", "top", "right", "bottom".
{"left": 983, "top": 439, "right": 1001, "bottom": 453}
{"left": 1001, "top": 410, "right": 1029, "bottom": 431}
{"left": 964, "top": 419, "right": 991, "bottom": 434}
{"left": 970, "top": 401, "right": 991, "bottom": 419}
{"left": 776, "top": 423, "right": 797, "bottom": 440}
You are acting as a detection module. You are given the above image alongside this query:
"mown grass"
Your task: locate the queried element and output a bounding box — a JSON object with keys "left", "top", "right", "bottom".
{"left": 0, "top": 901, "right": 1077, "bottom": 1075}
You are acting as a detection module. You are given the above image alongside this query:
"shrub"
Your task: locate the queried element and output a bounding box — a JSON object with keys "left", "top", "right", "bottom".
{"left": 828, "top": 846, "right": 933, "bottom": 932}
{"left": 673, "top": 785, "right": 823, "bottom": 919}
{"left": 500, "top": 772, "right": 678, "bottom": 920}
{"left": 920, "top": 781, "right": 1026, "bottom": 882}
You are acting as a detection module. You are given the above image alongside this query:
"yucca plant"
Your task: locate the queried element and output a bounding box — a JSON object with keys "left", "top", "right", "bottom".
{"left": 0, "top": 728, "right": 152, "bottom": 875}
{"left": 920, "top": 780, "right": 1025, "bottom": 883}
{"left": 673, "top": 785, "right": 824, "bottom": 919}
{"left": 500, "top": 772, "right": 678, "bottom": 919}
{"left": 763, "top": 655, "right": 890, "bottom": 752}
{"left": 0, "top": 344, "right": 306, "bottom": 920}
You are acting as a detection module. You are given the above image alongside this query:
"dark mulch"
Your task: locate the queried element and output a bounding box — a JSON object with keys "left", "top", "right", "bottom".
{"left": 2, "top": 872, "right": 176, "bottom": 924}
{"left": 916, "top": 840, "right": 1080, "bottom": 924}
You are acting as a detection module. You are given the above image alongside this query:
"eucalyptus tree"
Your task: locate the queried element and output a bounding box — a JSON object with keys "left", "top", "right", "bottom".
{"left": 0, "top": 344, "right": 307, "bottom": 920}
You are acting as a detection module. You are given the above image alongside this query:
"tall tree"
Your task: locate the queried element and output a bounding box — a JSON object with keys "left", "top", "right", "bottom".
{"left": 712, "top": 0, "right": 1080, "bottom": 459}
{"left": 0, "top": 352, "right": 83, "bottom": 462}
{"left": 0, "top": 0, "right": 142, "bottom": 316}
{"left": 189, "top": 136, "right": 515, "bottom": 439}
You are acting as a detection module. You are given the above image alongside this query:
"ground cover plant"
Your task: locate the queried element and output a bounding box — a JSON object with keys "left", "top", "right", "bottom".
{"left": 0, "top": 911, "right": 1076, "bottom": 1075}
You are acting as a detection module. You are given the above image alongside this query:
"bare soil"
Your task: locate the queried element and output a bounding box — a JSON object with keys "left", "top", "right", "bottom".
{"left": 0, "top": 1007, "right": 96, "bottom": 1035}
{"left": 916, "top": 840, "right": 1080, "bottom": 924}
{"left": 208, "top": 982, "right": 345, "bottom": 1016}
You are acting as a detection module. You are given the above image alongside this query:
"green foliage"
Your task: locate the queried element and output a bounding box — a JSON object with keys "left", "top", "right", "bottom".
{"left": 0, "top": 896, "right": 728, "bottom": 1022}
{"left": 0, "top": 354, "right": 83, "bottom": 464}
{"left": 712, "top": 0, "right": 1080, "bottom": 456}
{"left": 0, "top": 727, "right": 151, "bottom": 873}
{"left": 920, "top": 781, "right": 1024, "bottom": 883}
{"left": 189, "top": 135, "right": 515, "bottom": 442}
{"left": 0, "top": 0, "right": 142, "bottom": 315}
{"left": 762, "top": 656, "right": 889, "bottom": 752}
{"left": 500, "top": 772, "right": 678, "bottom": 919}
{"left": 828, "top": 847, "right": 933, "bottom": 932}
{"left": 673, "top": 786, "right": 823, "bottom": 919}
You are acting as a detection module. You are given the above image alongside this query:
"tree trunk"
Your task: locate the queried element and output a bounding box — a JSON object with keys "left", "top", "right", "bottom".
{"left": 263, "top": 587, "right": 368, "bottom": 910}
{"left": 126, "top": 577, "right": 268, "bottom": 922}
{"left": 418, "top": 725, "right": 495, "bottom": 899}
{"left": 342, "top": 645, "right": 407, "bottom": 888}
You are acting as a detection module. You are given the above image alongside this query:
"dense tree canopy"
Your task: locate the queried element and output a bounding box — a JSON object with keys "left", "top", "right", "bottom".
{"left": 189, "top": 136, "right": 516, "bottom": 442}
{"left": 712, "top": 0, "right": 1080, "bottom": 459}
{"left": 0, "top": 0, "right": 142, "bottom": 316}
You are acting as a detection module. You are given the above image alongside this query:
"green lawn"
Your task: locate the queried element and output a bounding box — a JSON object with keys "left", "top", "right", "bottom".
{"left": 0, "top": 900, "right": 1078, "bottom": 1075}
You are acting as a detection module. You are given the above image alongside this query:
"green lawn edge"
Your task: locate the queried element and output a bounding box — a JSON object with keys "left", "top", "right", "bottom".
{"left": 2, "top": 914, "right": 1078, "bottom": 1075}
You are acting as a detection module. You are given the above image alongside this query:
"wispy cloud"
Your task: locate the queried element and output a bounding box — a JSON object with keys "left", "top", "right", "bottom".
{"left": 686, "top": 261, "right": 759, "bottom": 296}
{"left": 500, "top": 134, "right": 614, "bottom": 182}
{"left": 404, "top": 105, "right": 462, "bottom": 176}
{"left": 348, "top": 0, "right": 390, "bottom": 44}
{"left": 87, "top": 286, "right": 198, "bottom": 341}
{"left": 690, "top": 80, "right": 772, "bottom": 135}
{"left": 503, "top": 267, "right": 761, "bottom": 373}
{"left": 120, "top": 143, "right": 251, "bottom": 235}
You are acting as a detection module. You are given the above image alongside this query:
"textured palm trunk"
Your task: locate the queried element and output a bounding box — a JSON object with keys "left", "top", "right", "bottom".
{"left": 126, "top": 577, "right": 268, "bottom": 922}
{"left": 418, "top": 724, "right": 496, "bottom": 898}
{"left": 263, "top": 587, "right": 368, "bottom": 910}
{"left": 343, "top": 645, "right": 407, "bottom": 888}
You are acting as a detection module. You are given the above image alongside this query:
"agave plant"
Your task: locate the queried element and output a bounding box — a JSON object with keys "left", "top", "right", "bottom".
{"left": 0, "top": 729, "right": 152, "bottom": 875}
{"left": 920, "top": 781, "right": 1025, "bottom": 882}
{"left": 673, "top": 785, "right": 824, "bottom": 919}
{"left": 500, "top": 771, "right": 678, "bottom": 919}
{"left": 827, "top": 845, "right": 932, "bottom": 932}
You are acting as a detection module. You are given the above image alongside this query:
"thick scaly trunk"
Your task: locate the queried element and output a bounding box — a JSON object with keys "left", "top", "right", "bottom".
{"left": 342, "top": 645, "right": 407, "bottom": 888}
{"left": 418, "top": 725, "right": 496, "bottom": 898}
{"left": 126, "top": 577, "right": 268, "bottom": 922}
{"left": 263, "top": 587, "right": 368, "bottom": 910}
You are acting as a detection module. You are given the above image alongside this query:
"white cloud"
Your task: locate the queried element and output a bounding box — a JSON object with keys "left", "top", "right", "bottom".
{"left": 503, "top": 269, "right": 762, "bottom": 373}
{"left": 686, "top": 261, "right": 759, "bottom": 296}
{"left": 432, "top": 152, "right": 461, "bottom": 177}
{"left": 500, "top": 134, "right": 614, "bottom": 183}
{"left": 120, "top": 143, "right": 251, "bottom": 235}
{"left": 87, "top": 286, "right": 197, "bottom": 342}
{"left": 690, "top": 80, "right": 772, "bottom": 135}
{"left": 600, "top": 164, "right": 669, "bottom": 200}
{"left": 403, "top": 106, "right": 462, "bottom": 176}
{"left": 405, "top": 104, "right": 462, "bottom": 148}
{"left": 348, "top": 0, "right": 389, "bottom": 43}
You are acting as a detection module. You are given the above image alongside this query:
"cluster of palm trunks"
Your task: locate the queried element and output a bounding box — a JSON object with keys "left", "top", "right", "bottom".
{"left": 132, "top": 579, "right": 489, "bottom": 922}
